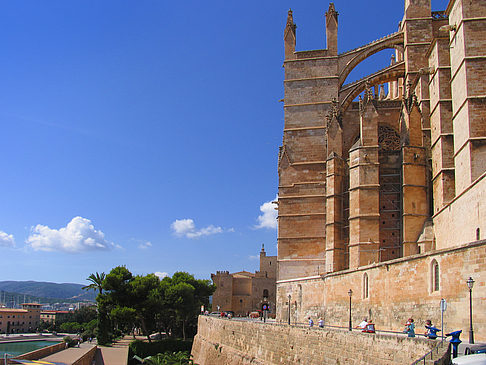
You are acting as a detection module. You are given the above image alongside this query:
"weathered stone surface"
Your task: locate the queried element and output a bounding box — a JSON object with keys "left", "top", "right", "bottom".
{"left": 192, "top": 316, "right": 440, "bottom": 365}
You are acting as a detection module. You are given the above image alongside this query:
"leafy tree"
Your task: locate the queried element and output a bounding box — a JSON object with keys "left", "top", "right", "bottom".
{"left": 84, "top": 266, "right": 214, "bottom": 344}
{"left": 111, "top": 306, "right": 137, "bottom": 335}
{"left": 59, "top": 321, "right": 83, "bottom": 333}
{"left": 162, "top": 272, "right": 214, "bottom": 340}
{"left": 83, "top": 271, "right": 111, "bottom": 345}
{"left": 130, "top": 274, "right": 162, "bottom": 342}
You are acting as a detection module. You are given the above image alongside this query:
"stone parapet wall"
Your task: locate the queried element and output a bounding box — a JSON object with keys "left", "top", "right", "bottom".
{"left": 191, "top": 316, "right": 440, "bottom": 365}
{"left": 72, "top": 345, "right": 97, "bottom": 365}
{"left": 276, "top": 240, "right": 486, "bottom": 342}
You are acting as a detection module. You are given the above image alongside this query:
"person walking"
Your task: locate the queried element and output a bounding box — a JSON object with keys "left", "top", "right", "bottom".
{"left": 318, "top": 318, "right": 324, "bottom": 328}
{"left": 308, "top": 317, "right": 314, "bottom": 327}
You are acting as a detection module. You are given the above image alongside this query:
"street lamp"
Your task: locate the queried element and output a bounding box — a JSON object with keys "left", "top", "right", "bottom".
{"left": 467, "top": 277, "right": 475, "bottom": 344}
{"left": 288, "top": 294, "right": 292, "bottom": 325}
{"left": 348, "top": 289, "right": 353, "bottom": 331}
{"left": 263, "top": 296, "right": 268, "bottom": 323}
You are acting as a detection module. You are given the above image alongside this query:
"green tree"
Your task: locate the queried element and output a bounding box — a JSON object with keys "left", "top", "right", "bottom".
{"left": 110, "top": 306, "right": 137, "bottom": 335}
{"left": 85, "top": 267, "right": 214, "bottom": 343}
{"left": 83, "top": 271, "right": 111, "bottom": 345}
{"left": 163, "top": 272, "right": 215, "bottom": 340}
{"left": 129, "top": 273, "right": 162, "bottom": 342}
{"left": 60, "top": 321, "right": 83, "bottom": 333}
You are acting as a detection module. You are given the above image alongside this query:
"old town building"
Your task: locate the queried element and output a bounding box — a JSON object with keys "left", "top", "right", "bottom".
{"left": 211, "top": 245, "right": 276, "bottom": 316}
{"left": 277, "top": 0, "right": 486, "bottom": 341}
{"left": 0, "top": 303, "right": 41, "bottom": 333}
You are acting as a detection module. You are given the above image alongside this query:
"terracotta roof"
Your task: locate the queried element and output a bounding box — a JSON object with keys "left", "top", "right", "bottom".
{"left": 232, "top": 271, "right": 255, "bottom": 278}
{"left": 0, "top": 308, "right": 28, "bottom": 313}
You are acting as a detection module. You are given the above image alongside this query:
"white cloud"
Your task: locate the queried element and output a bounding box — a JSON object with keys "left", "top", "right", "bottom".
{"left": 0, "top": 231, "right": 15, "bottom": 247}
{"left": 26, "top": 216, "right": 116, "bottom": 253}
{"left": 154, "top": 271, "right": 168, "bottom": 279}
{"left": 138, "top": 241, "right": 152, "bottom": 249}
{"left": 249, "top": 255, "right": 259, "bottom": 261}
{"left": 171, "top": 218, "right": 226, "bottom": 239}
{"left": 255, "top": 196, "right": 278, "bottom": 229}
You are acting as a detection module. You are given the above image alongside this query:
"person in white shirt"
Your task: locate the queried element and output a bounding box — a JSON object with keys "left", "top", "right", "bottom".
{"left": 356, "top": 317, "right": 368, "bottom": 330}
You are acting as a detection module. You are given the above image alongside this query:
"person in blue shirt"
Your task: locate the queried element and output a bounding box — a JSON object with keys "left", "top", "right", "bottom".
{"left": 424, "top": 320, "right": 440, "bottom": 339}
{"left": 404, "top": 318, "right": 415, "bottom": 337}
{"left": 308, "top": 317, "right": 314, "bottom": 327}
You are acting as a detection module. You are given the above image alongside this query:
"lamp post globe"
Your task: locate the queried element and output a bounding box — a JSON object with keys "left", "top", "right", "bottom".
{"left": 467, "top": 277, "right": 475, "bottom": 344}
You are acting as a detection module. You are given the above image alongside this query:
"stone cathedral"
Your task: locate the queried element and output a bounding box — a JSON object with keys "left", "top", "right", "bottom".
{"left": 276, "top": 0, "right": 485, "bottom": 340}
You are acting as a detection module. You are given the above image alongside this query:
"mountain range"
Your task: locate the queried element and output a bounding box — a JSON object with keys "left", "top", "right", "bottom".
{"left": 0, "top": 281, "right": 96, "bottom": 302}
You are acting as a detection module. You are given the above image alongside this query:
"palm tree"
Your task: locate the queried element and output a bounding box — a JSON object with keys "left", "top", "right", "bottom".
{"left": 83, "top": 272, "right": 106, "bottom": 295}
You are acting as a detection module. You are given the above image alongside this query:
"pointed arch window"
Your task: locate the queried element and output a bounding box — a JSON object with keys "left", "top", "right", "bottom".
{"left": 431, "top": 260, "right": 440, "bottom": 292}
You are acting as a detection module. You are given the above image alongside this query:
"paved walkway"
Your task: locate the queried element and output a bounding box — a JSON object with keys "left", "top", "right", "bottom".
{"left": 37, "top": 336, "right": 132, "bottom": 365}
{"left": 41, "top": 342, "right": 95, "bottom": 364}
{"left": 94, "top": 337, "right": 131, "bottom": 365}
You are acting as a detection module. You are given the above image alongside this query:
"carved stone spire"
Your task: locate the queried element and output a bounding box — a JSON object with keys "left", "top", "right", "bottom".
{"left": 325, "top": 3, "right": 339, "bottom": 20}
{"left": 326, "top": 97, "right": 342, "bottom": 129}
{"left": 325, "top": 3, "right": 338, "bottom": 55}
{"left": 284, "top": 9, "right": 297, "bottom": 59}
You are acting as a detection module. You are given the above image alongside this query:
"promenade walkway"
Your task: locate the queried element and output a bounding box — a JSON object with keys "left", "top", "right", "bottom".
{"left": 38, "top": 337, "right": 130, "bottom": 365}
{"left": 94, "top": 337, "right": 131, "bottom": 365}
{"left": 40, "top": 342, "right": 95, "bottom": 364}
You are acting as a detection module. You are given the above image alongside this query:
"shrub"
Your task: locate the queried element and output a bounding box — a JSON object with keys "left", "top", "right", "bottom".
{"left": 128, "top": 339, "right": 193, "bottom": 365}
{"left": 63, "top": 336, "right": 76, "bottom": 347}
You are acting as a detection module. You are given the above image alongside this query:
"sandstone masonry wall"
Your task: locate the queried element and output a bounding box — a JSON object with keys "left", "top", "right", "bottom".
{"left": 276, "top": 240, "right": 486, "bottom": 342}
{"left": 192, "top": 316, "right": 439, "bottom": 365}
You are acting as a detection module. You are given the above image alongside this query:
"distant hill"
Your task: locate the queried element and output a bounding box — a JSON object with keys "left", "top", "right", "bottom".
{"left": 0, "top": 281, "right": 96, "bottom": 302}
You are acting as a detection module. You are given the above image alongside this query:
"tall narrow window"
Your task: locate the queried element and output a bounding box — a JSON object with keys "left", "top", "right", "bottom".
{"left": 263, "top": 289, "right": 269, "bottom": 298}
{"left": 431, "top": 260, "right": 439, "bottom": 292}
{"left": 363, "top": 273, "right": 369, "bottom": 299}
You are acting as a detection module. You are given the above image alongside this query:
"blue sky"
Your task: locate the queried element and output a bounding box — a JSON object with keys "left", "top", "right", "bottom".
{"left": 0, "top": 0, "right": 447, "bottom": 284}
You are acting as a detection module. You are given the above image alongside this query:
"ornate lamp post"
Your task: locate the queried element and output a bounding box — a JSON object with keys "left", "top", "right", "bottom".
{"left": 288, "top": 294, "right": 292, "bottom": 325}
{"left": 467, "top": 277, "right": 475, "bottom": 344}
{"left": 263, "top": 296, "right": 268, "bottom": 323}
{"left": 348, "top": 289, "right": 353, "bottom": 331}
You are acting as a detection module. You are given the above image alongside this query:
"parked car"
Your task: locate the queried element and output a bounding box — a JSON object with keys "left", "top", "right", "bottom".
{"left": 452, "top": 354, "right": 486, "bottom": 365}
{"left": 209, "top": 311, "right": 222, "bottom": 317}
{"left": 465, "top": 345, "right": 486, "bottom": 355}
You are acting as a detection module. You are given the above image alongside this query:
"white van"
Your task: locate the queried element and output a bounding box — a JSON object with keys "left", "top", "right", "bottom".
{"left": 452, "top": 354, "right": 486, "bottom": 365}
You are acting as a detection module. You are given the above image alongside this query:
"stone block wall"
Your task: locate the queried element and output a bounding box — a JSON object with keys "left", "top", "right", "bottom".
{"left": 276, "top": 240, "right": 486, "bottom": 342}
{"left": 192, "top": 316, "right": 440, "bottom": 365}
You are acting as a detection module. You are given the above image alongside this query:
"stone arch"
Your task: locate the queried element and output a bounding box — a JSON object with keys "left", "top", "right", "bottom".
{"left": 338, "top": 31, "right": 404, "bottom": 87}
{"left": 340, "top": 64, "right": 405, "bottom": 112}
